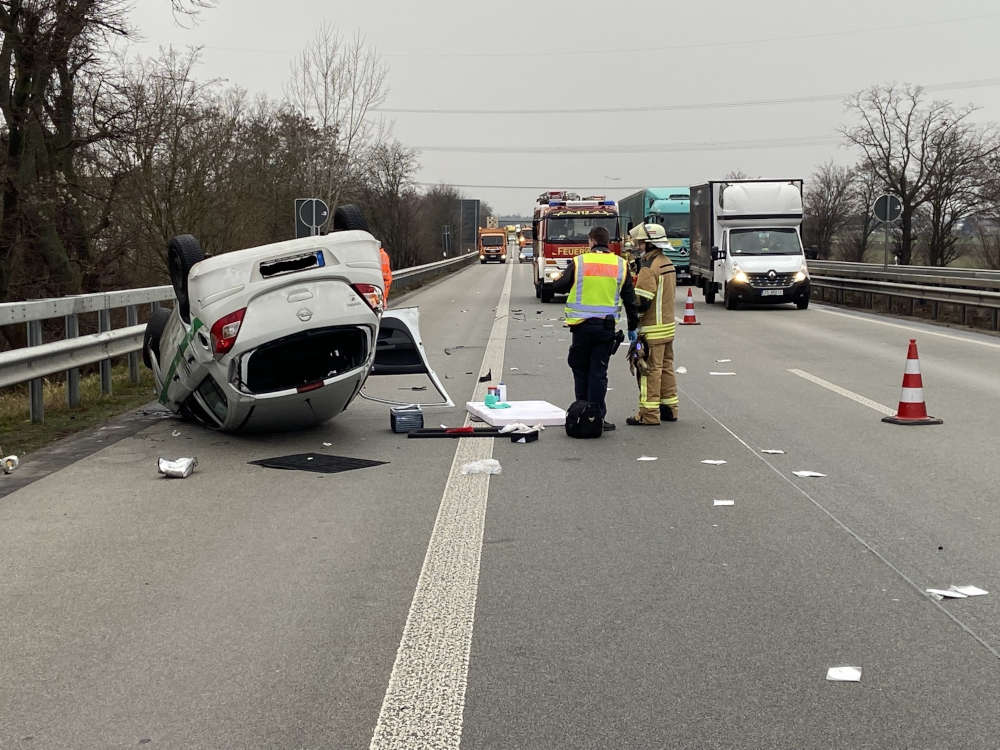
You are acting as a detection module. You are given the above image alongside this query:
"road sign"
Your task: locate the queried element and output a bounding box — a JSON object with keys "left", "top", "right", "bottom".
{"left": 294, "top": 198, "right": 330, "bottom": 238}
{"left": 873, "top": 194, "right": 902, "bottom": 223}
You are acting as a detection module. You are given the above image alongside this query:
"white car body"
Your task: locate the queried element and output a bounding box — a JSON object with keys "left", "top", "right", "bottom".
{"left": 147, "top": 231, "right": 450, "bottom": 431}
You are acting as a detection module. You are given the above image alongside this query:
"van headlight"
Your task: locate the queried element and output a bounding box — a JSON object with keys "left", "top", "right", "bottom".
{"left": 733, "top": 268, "right": 749, "bottom": 284}
{"left": 794, "top": 267, "right": 808, "bottom": 282}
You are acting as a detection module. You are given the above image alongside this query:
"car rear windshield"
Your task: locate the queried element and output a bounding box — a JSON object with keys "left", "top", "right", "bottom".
{"left": 729, "top": 228, "right": 802, "bottom": 256}
{"left": 545, "top": 216, "right": 620, "bottom": 242}
{"left": 481, "top": 236, "right": 505, "bottom": 247}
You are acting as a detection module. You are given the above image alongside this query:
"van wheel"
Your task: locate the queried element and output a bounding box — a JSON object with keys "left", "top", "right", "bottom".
{"left": 796, "top": 297, "right": 810, "bottom": 310}
{"left": 724, "top": 285, "right": 738, "bottom": 310}
{"left": 332, "top": 204, "right": 369, "bottom": 232}
{"left": 167, "top": 234, "right": 205, "bottom": 323}
{"left": 142, "top": 308, "right": 172, "bottom": 369}
{"left": 704, "top": 282, "right": 716, "bottom": 305}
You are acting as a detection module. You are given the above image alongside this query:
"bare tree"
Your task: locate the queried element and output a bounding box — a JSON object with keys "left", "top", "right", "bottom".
{"left": 724, "top": 169, "right": 750, "bottom": 180}
{"left": 840, "top": 165, "right": 881, "bottom": 262}
{"left": 920, "top": 124, "right": 1000, "bottom": 266}
{"left": 802, "top": 161, "right": 854, "bottom": 258}
{"left": 841, "top": 84, "right": 982, "bottom": 265}
{"left": 285, "top": 25, "right": 388, "bottom": 213}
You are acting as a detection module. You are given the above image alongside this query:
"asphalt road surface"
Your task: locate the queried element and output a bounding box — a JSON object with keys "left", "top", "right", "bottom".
{"left": 2, "top": 261, "right": 998, "bottom": 749}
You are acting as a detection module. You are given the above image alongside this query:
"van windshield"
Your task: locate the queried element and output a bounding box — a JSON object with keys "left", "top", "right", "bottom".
{"left": 729, "top": 228, "right": 802, "bottom": 256}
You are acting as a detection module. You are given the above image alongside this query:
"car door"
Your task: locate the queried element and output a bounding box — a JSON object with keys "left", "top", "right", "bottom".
{"left": 361, "top": 306, "right": 454, "bottom": 407}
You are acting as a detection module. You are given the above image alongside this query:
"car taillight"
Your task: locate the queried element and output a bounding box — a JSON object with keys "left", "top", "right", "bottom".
{"left": 352, "top": 283, "right": 384, "bottom": 314}
{"left": 210, "top": 307, "right": 247, "bottom": 355}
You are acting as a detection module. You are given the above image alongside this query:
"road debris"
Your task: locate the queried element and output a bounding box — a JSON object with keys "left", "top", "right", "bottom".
{"left": 399, "top": 385, "right": 428, "bottom": 391}
{"left": 157, "top": 457, "right": 198, "bottom": 478}
{"left": 826, "top": 666, "right": 862, "bottom": 682}
{"left": 950, "top": 585, "right": 989, "bottom": 596}
{"left": 510, "top": 367, "right": 519, "bottom": 371}
{"left": 709, "top": 371, "right": 736, "bottom": 376}
{"left": 715, "top": 359, "right": 733, "bottom": 363}
{"left": 637, "top": 456, "right": 658, "bottom": 462}
{"left": 761, "top": 449, "right": 785, "bottom": 454}
{"left": 926, "top": 585, "right": 989, "bottom": 600}
{"left": 479, "top": 369, "right": 492, "bottom": 382}
{"left": 676, "top": 366, "right": 688, "bottom": 374}
{"left": 2, "top": 455, "right": 19, "bottom": 474}
{"left": 171, "top": 430, "right": 181, "bottom": 437}
{"left": 792, "top": 470, "right": 826, "bottom": 478}
{"left": 322, "top": 442, "right": 333, "bottom": 447}
{"left": 701, "top": 459, "right": 727, "bottom": 465}
{"left": 249, "top": 453, "right": 387, "bottom": 474}
{"left": 460, "top": 458, "right": 502, "bottom": 475}
{"left": 713, "top": 499, "right": 735, "bottom": 506}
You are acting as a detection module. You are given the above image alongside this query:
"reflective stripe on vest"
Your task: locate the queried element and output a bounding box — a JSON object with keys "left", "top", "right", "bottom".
{"left": 564, "top": 253, "right": 625, "bottom": 324}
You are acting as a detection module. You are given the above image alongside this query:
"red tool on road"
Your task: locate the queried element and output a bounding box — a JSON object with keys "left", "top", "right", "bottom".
{"left": 882, "top": 339, "right": 942, "bottom": 425}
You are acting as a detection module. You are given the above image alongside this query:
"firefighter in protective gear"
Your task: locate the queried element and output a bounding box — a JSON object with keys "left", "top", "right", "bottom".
{"left": 625, "top": 223, "right": 678, "bottom": 426}
{"left": 551, "top": 225, "right": 639, "bottom": 430}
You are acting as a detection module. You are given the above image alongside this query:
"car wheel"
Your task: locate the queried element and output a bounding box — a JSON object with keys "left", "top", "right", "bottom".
{"left": 332, "top": 203, "right": 370, "bottom": 232}
{"left": 724, "top": 284, "right": 738, "bottom": 310}
{"left": 704, "top": 282, "right": 716, "bottom": 305}
{"left": 167, "top": 234, "right": 205, "bottom": 323}
{"left": 142, "top": 308, "right": 172, "bottom": 369}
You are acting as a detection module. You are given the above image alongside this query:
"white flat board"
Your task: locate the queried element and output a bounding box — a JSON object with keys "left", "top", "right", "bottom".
{"left": 466, "top": 400, "right": 567, "bottom": 426}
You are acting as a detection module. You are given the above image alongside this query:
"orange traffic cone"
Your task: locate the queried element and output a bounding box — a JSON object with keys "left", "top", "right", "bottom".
{"left": 680, "top": 288, "right": 700, "bottom": 325}
{"left": 882, "top": 339, "right": 942, "bottom": 425}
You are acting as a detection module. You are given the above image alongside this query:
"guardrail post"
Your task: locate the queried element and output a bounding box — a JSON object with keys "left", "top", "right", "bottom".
{"left": 65, "top": 313, "right": 81, "bottom": 407}
{"left": 126, "top": 305, "right": 139, "bottom": 384}
{"left": 98, "top": 309, "right": 112, "bottom": 395}
{"left": 27, "top": 320, "right": 44, "bottom": 423}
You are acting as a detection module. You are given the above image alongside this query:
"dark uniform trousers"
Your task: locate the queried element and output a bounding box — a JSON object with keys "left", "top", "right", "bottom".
{"left": 567, "top": 316, "right": 616, "bottom": 420}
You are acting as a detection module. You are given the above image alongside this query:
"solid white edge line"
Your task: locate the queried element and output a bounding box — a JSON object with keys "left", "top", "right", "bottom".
{"left": 813, "top": 305, "right": 1000, "bottom": 350}
{"left": 680, "top": 386, "right": 1000, "bottom": 661}
{"left": 787, "top": 368, "right": 896, "bottom": 416}
{"left": 370, "top": 260, "right": 514, "bottom": 750}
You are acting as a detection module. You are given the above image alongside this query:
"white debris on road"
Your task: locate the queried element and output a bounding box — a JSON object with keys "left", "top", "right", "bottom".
{"left": 701, "top": 459, "right": 727, "bottom": 465}
{"left": 761, "top": 449, "right": 786, "bottom": 454}
{"left": 460, "top": 459, "right": 501, "bottom": 475}
{"left": 676, "top": 366, "right": 687, "bottom": 374}
{"left": 322, "top": 442, "right": 332, "bottom": 447}
{"left": 709, "top": 371, "right": 737, "bottom": 376}
{"left": 792, "top": 470, "right": 826, "bottom": 478}
{"left": 713, "top": 499, "right": 735, "bottom": 506}
{"left": 826, "top": 666, "right": 862, "bottom": 682}
{"left": 637, "top": 456, "right": 658, "bottom": 462}
{"left": 926, "top": 585, "right": 989, "bottom": 600}
{"left": 157, "top": 457, "right": 198, "bottom": 478}
{"left": 950, "top": 585, "right": 989, "bottom": 596}
{"left": 2, "top": 455, "right": 19, "bottom": 474}
{"left": 715, "top": 359, "right": 733, "bottom": 363}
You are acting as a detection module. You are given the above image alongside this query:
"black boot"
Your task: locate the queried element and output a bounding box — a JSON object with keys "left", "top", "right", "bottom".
{"left": 660, "top": 405, "right": 678, "bottom": 422}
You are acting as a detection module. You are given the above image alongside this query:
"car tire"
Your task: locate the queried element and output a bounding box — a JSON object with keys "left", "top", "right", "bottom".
{"left": 332, "top": 203, "right": 370, "bottom": 232}
{"left": 724, "top": 285, "right": 738, "bottom": 310}
{"left": 704, "top": 282, "right": 716, "bottom": 305}
{"left": 167, "top": 234, "right": 206, "bottom": 323}
{"left": 142, "top": 308, "right": 172, "bottom": 369}
{"left": 796, "top": 297, "right": 810, "bottom": 310}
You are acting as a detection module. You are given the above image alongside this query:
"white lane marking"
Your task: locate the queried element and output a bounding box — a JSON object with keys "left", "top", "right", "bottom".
{"left": 787, "top": 368, "right": 896, "bottom": 416}
{"left": 370, "top": 260, "right": 514, "bottom": 749}
{"left": 814, "top": 306, "right": 1000, "bottom": 350}
{"left": 681, "top": 387, "right": 1000, "bottom": 661}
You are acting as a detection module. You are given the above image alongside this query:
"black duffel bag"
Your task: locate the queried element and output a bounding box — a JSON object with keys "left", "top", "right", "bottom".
{"left": 564, "top": 400, "right": 603, "bottom": 439}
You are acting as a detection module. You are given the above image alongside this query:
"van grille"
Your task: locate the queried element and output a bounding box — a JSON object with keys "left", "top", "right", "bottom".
{"left": 748, "top": 272, "right": 795, "bottom": 288}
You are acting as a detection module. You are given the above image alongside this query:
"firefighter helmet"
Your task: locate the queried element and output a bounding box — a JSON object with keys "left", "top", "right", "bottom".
{"left": 628, "top": 223, "right": 669, "bottom": 244}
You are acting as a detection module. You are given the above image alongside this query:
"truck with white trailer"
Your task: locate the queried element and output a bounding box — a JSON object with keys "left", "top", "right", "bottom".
{"left": 689, "top": 179, "right": 810, "bottom": 310}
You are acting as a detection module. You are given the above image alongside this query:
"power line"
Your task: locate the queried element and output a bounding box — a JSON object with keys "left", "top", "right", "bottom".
{"left": 414, "top": 136, "right": 841, "bottom": 155}
{"left": 376, "top": 76, "right": 1000, "bottom": 115}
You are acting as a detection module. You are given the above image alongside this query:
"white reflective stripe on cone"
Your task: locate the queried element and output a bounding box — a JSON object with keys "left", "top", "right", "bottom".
{"left": 904, "top": 359, "right": 922, "bottom": 374}
{"left": 899, "top": 388, "right": 925, "bottom": 403}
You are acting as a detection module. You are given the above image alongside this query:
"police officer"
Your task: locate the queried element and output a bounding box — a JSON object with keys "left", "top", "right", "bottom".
{"left": 551, "top": 225, "right": 639, "bottom": 430}
{"left": 626, "top": 223, "right": 678, "bottom": 426}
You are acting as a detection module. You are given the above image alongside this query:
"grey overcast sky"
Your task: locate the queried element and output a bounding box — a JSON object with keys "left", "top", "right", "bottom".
{"left": 127, "top": 0, "right": 1000, "bottom": 214}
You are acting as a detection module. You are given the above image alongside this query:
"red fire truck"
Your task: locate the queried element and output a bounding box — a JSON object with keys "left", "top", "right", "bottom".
{"left": 531, "top": 191, "right": 622, "bottom": 302}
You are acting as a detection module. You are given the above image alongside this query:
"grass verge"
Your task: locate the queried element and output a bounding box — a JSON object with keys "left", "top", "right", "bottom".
{"left": 0, "top": 364, "right": 157, "bottom": 458}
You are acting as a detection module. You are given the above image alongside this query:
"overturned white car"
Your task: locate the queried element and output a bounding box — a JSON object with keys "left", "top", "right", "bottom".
{"left": 143, "top": 207, "right": 450, "bottom": 431}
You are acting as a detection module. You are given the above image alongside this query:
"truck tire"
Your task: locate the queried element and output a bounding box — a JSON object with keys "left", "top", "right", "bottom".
{"left": 541, "top": 286, "right": 554, "bottom": 303}
{"left": 167, "top": 234, "right": 206, "bottom": 323}
{"left": 535, "top": 280, "right": 541, "bottom": 299}
{"left": 142, "top": 308, "right": 172, "bottom": 369}
{"left": 724, "top": 284, "right": 738, "bottom": 310}
{"left": 704, "top": 281, "right": 716, "bottom": 305}
{"left": 332, "top": 203, "right": 369, "bottom": 232}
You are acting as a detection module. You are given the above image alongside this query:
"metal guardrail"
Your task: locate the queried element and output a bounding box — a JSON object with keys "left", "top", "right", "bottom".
{"left": 808, "top": 262, "right": 1000, "bottom": 331}
{"left": 0, "top": 252, "right": 477, "bottom": 423}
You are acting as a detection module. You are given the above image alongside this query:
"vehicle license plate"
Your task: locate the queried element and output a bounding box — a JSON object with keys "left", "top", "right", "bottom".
{"left": 761, "top": 289, "right": 784, "bottom": 296}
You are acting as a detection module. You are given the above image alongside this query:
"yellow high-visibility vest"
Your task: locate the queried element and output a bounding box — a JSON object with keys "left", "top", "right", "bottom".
{"left": 563, "top": 252, "right": 626, "bottom": 325}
